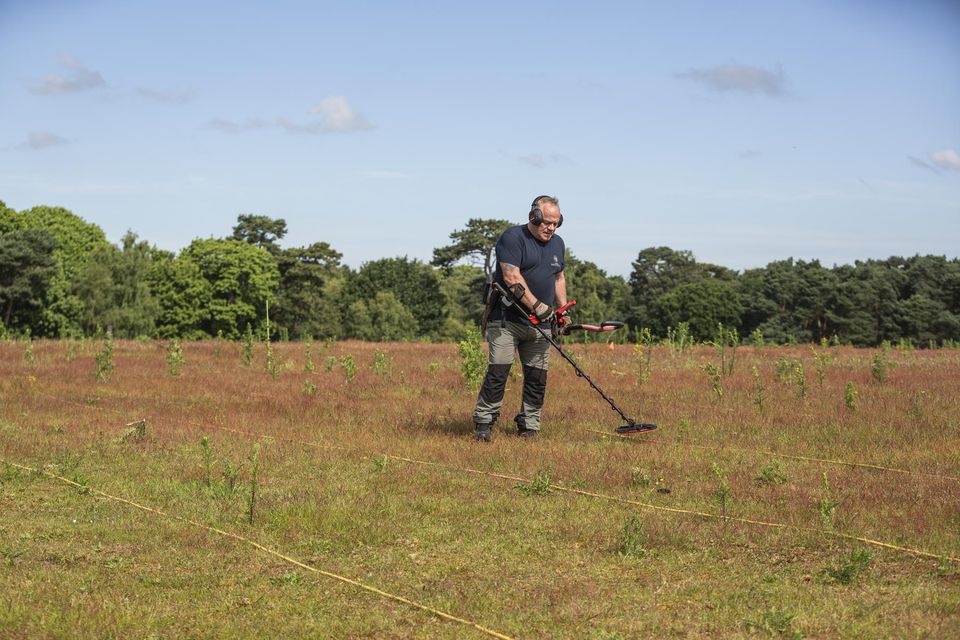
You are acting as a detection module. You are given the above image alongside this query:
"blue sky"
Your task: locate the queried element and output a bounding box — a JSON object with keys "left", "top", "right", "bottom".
{"left": 1, "top": 0, "right": 958, "bottom": 277}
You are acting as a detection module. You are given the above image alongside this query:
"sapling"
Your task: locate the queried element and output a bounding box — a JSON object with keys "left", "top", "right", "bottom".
{"left": 94, "top": 330, "right": 114, "bottom": 382}
{"left": 241, "top": 323, "right": 254, "bottom": 366}
{"left": 340, "top": 355, "right": 357, "bottom": 383}
{"left": 711, "top": 463, "right": 730, "bottom": 520}
{"left": 167, "top": 338, "right": 184, "bottom": 377}
{"left": 751, "top": 366, "right": 765, "bottom": 411}
{"left": 457, "top": 323, "right": 485, "bottom": 393}
{"left": 818, "top": 472, "right": 839, "bottom": 529}
{"left": 844, "top": 382, "right": 858, "bottom": 411}
{"left": 794, "top": 361, "right": 807, "bottom": 399}
{"left": 304, "top": 337, "right": 315, "bottom": 372}
{"left": 247, "top": 443, "right": 261, "bottom": 524}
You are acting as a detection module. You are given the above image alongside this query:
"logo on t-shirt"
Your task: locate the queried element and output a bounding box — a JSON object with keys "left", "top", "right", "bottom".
{"left": 551, "top": 255, "right": 561, "bottom": 269}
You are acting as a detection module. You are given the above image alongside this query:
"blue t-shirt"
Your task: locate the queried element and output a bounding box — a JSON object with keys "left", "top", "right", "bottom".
{"left": 490, "top": 225, "right": 565, "bottom": 321}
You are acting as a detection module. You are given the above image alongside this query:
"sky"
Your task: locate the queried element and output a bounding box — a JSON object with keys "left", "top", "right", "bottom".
{"left": 1, "top": 0, "right": 958, "bottom": 277}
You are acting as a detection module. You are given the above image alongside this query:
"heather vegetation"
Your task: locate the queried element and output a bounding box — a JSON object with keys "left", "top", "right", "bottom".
{"left": 3, "top": 200, "right": 960, "bottom": 346}
{"left": 1, "top": 338, "right": 958, "bottom": 637}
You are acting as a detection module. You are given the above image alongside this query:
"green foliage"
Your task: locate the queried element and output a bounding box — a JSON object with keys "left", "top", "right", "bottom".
{"left": 73, "top": 232, "right": 160, "bottom": 338}
{"left": 231, "top": 214, "right": 287, "bottom": 254}
{"left": 0, "top": 228, "right": 59, "bottom": 332}
{"left": 345, "top": 257, "right": 446, "bottom": 339}
{"left": 516, "top": 467, "right": 553, "bottom": 497}
{"left": 431, "top": 217, "right": 512, "bottom": 280}
{"left": 752, "top": 365, "right": 766, "bottom": 411}
{"left": 711, "top": 322, "right": 739, "bottom": 375}
{"left": 794, "top": 361, "right": 807, "bottom": 399}
{"left": 844, "top": 382, "right": 858, "bottom": 411}
{"left": 436, "top": 264, "right": 485, "bottom": 341}
{"left": 756, "top": 460, "right": 787, "bottom": 486}
{"left": 121, "top": 419, "right": 147, "bottom": 443}
{"left": 325, "top": 355, "right": 336, "bottom": 372}
{"left": 274, "top": 242, "right": 344, "bottom": 340}
{"left": 303, "top": 337, "right": 315, "bottom": 372}
{"left": 871, "top": 348, "right": 890, "bottom": 383}
{"left": 563, "top": 251, "right": 631, "bottom": 343}
{"left": 629, "top": 246, "right": 737, "bottom": 333}
{"left": 147, "top": 252, "right": 211, "bottom": 339}
{"left": 200, "top": 436, "right": 214, "bottom": 488}
{"left": 775, "top": 357, "right": 792, "bottom": 383}
{"left": 751, "top": 328, "right": 765, "bottom": 347}
{"left": 23, "top": 336, "right": 34, "bottom": 364}
{"left": 372, "top": 350, "right": 392, "bottom": 378}
{"left": 457, "top": 322, "right": 486, "bottom": 393}
{"left": 701, "top": 363, "right": 723, "bottom": 402}
{"left": 340, "top": 355, "right": 357, "bottom": 383}
{"left": 633, "top": 327, "right": 654, "bottom": 385}
{"left": 812, "top": 348, "right": 831, "bottom": 386}
{"left": 6, "top": 205, "right": 110, "bottom": 336}
{"left": 179, "top": 238, "right": 279, "bottom": 338}
{"left": 302, "top": 380, "right": 317, "bottom": 394}
{"left": 241, "top": 323, "right": 255, "bottom": 366}
{"left": 664, "top": 322, "right": 692, "bottom": 354}
{"left": 247, "top": 443, "right": 261, "bottom": 524}
{"left": 823, "top": 549, "right": 872, "bottom": 585}
{"left": 616, "top": 515, "right": 647, "bottom": 559}
{"left": 653, "top": 279, "right": 743, "bottom": 341}
{"left": 630, "top": 467, "right": 652, "bottom": 488}
{"left": 167, "top": 338, "right": 184, "bottom": 376}
{"left": 263, "top": 301, "right": 283, "bottom": 380}
{"left": 346, "top": 291, "right": 418, "bottom": 341}
{"left": 94, "top": 330, "right": 114, "bottom": 382}
{"left": 744, "top": 606, "right": 801, "bottom": 637}
{"left": 818, "top": 472, "right": 839, "bottom": 529}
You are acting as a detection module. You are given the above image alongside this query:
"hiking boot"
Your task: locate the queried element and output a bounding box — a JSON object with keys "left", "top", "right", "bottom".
{"left": 474, "top": 425, "right": 493, "bottom": 442}
{"left": 517, "top": 429, "right": 539, "bottom": 439}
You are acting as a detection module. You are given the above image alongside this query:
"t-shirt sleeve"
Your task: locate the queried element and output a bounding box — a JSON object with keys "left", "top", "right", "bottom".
{"left": 495, "top": 228, "right": 523, "bottom": 267}
{"left": 557, "top": 237, "right": 565, "bottom": 272}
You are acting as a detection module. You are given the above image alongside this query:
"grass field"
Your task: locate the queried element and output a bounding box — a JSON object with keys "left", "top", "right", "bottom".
{"left": 2, "top": 337, "right": 959, "bottom": 638}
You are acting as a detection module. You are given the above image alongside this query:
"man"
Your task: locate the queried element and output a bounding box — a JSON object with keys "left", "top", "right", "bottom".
{"left": 472, "top": 195, "right": 566, "bottom": 441}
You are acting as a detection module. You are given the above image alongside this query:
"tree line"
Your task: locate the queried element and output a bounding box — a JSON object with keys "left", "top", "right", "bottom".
{"left": 2, "top": 200, "right": 958, "bottom": 347}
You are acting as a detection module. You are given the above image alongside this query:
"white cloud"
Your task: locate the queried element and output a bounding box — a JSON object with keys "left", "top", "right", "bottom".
{"left": 30, "top": 54, "right": 106, "bottom": 94}
{"left": 677, "top": 63, "right": 785, "bottom": 96}
{"left": 307, "top": 96, "right": 372, "bottom": 132}
{"left": 928, "top": 149, "right": 960, "bottom": 172}
{"left": 204, "top": 117, "right": 267, "bottom": 133}
{"left": 137, "top": 87, "right": 195, "bottom": 104}
{"left": 519, "top": 152, "right": 564, "bottom": 168}
{"left": 27, "top": 131, "right": 69, "bottom": 149}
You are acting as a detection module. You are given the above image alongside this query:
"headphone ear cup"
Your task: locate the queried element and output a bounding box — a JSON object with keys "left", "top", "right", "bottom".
{"left": 557, "top": 213, "right": 563, "bottom": 228}
{"left": 529, "top": 207, "right": 543, "bottom": 226}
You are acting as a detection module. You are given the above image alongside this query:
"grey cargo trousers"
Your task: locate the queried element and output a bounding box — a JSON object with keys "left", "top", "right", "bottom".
{"left": 472, "top": 320, "right": 551, "bottom": 434}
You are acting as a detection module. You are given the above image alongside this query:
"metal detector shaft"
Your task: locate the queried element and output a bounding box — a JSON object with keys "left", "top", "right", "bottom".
{"left": 491, "top": 282, "right": 638, "bottom": 428}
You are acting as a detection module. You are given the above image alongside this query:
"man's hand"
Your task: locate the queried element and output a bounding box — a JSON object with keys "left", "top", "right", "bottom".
{"left": 532, "top": 300, "right": 554, "bottom": 324}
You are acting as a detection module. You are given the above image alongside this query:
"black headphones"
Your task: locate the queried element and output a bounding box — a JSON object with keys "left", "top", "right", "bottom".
{"left": 529, "top": 195, "right": 563, "bottom": 228}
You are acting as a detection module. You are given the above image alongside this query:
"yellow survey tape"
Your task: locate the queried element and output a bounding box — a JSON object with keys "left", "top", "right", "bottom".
{"left": 587, "top": 429, "right": 960, "bottom": 483}
{"left": 386, "top": 455, "right": 960, "bottom": 565}
{"left": 2, "top": 459, "right": 515, "bottom": 640}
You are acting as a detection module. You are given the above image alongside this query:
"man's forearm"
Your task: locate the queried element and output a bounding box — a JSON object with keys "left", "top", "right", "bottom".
{"left": 500, "top": 262, "right": 539, "bottom": 310}
{"left": 554, "top": 272, "right": 567, "bottom": 308}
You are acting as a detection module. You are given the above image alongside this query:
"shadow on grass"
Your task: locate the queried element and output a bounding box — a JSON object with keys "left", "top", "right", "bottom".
{"left": 402, "top": 416, "right": 476, "bottom": 438}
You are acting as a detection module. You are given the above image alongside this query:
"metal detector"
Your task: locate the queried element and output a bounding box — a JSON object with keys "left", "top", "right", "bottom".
{"left": 491, "top": 283, "right": 657, "bottom": 435}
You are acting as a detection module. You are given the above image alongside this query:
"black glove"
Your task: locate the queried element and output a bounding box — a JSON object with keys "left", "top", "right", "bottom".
{"left": 532, "top": 300, "right": 554, "bottom": 324}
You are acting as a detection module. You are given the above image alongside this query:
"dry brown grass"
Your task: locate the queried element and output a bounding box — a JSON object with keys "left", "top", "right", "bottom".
{"left": 1, "top": 338, "right": 959, "bottom": 638}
